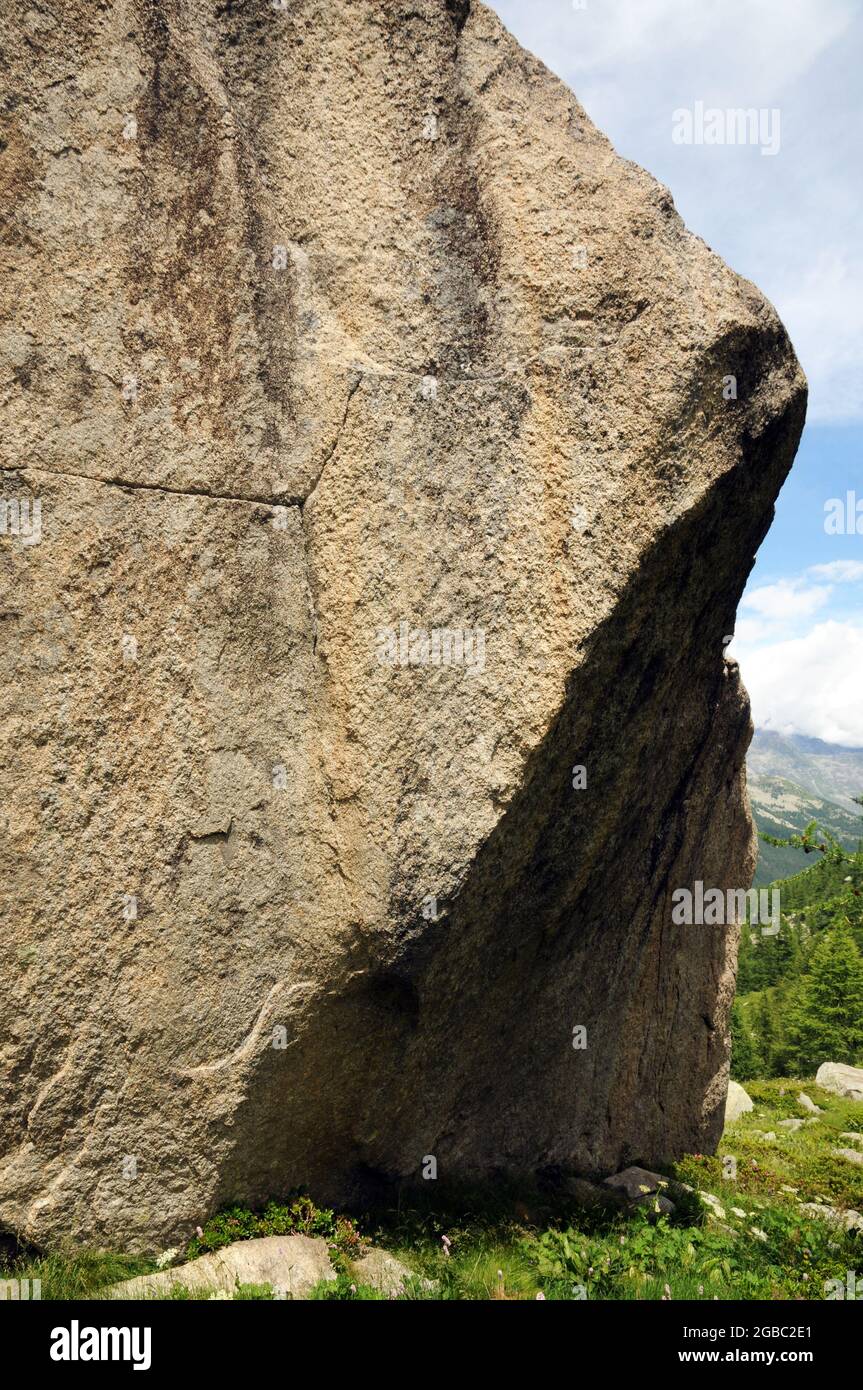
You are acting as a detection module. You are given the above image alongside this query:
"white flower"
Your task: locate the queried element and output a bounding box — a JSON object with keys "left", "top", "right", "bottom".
{"left": 750, "top": 1227, "right": 768, "bottom": 1242}
{"left": 731, "top": 1207, "right": 746, "bottom": 1218}
{"left": 155, "top": 1247, "right": 179, "bottom": 1269}
{"left": 208, "top": 1290, "right": 231, "bottom": 1300}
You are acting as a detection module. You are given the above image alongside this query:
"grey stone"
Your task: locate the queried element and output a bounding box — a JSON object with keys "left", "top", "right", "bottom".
{"left": 799, "top": 1204, "right": 863, "bottom": 1233}
{"left": 604, "top": 1166, "right": 668, "bottom": 1201}
{"left": 817, "top": 1064, "right": 863, "bottom": 1101}
{"left": 109, "top": 1235, "right": 336, "bottom": 1300}
{"left": 725, "top": 1081, "right": 754, "bottom": 1124}
{"left": 797, "top": 1093, "right": 823, "bottom": 1114}
{"left": 351, "top": 1248, "right": 421, "bottom": 1297}
{"left": 833, "top": 1147, "right": 863, "bottom": 1166}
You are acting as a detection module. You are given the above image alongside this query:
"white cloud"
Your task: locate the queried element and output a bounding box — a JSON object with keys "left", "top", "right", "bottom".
{"left": 734, "top": 620, "right": 863, "bottom": 746}
{"left": 807, "top": 560, "right": 863, "bottom": 582}
{"left": 497, "top": 0, "right": 853, "bottom": 96}
{"left": 741, "top": 577, "right": 831, "bottom": 623}
{"left": 734, "top": 561, "right": 863, "bottom": 642}
{"left": 775, "top": 251, "right": 863, "bottom": 424}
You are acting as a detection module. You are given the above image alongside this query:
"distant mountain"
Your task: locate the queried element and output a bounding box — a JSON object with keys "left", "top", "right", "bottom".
{"left": 748, "top": 729, "right": 863, "bottom": 814}
{"left": 747, "top": 732, "right": 863, "bottom": 887}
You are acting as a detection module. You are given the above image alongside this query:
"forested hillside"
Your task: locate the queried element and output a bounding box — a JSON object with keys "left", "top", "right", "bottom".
{"left": 733, "top": 834, "right": 863, "bottom": 1079}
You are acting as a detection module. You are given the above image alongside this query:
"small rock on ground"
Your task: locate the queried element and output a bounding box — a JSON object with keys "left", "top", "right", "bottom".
{"left": 603, "top": 1166, "right": 668, "bottom": 1201}
{"left": 797, "top": 1093, "right": 823, "bottom": 1115}
{"left": 109, "top": 1235, "right": 335, "bottom": 1300}
{"left": 351, "top": 1248, "right": 427, "bottom": 1297}
{"left": 725, "top": 1081, "right": 754, "bottom": 1124}
{"left": 799, "top": 1203, "right": 863, "bottom": 1233}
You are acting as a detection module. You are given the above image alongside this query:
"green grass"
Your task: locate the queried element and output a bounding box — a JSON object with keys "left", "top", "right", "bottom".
{"left": 0, "top": 1248, "right": 152, "bottom": 1301}
{"left": 3, "top": 1079, "right": 860, "bottom": 1300}
{"left": 184, "top": 1195, "right": 363, "bottom": 1269}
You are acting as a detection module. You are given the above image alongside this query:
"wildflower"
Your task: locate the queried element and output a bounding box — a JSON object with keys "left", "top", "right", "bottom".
{"left": 195, "top": 1226, "right": 204, "bottom": 1239}
{"left": 535, "top": 1291, "right": 546, "bottom": 1300}
{"left": 155, "top": 1247, "right": 179, "bottom": 1269}
{"left": 441, "top": 1234, "right": 451, "bottom": 1256}
{"left": 750, "top": 1227, "right": 768, "bottom": 1242}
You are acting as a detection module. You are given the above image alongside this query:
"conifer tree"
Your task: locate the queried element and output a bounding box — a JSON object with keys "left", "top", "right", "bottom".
{"left": 785, "top": 918, "right": 863, "bottom": 1073}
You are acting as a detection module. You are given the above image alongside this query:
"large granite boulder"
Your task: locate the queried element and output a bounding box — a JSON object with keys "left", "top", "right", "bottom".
{"left": 0, "top": 0, "right": 805, "bottom": 1250}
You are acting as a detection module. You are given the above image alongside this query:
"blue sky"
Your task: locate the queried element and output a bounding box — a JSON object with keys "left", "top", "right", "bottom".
{"left": 488, "top": 0, "right": 863, "bottom": 744}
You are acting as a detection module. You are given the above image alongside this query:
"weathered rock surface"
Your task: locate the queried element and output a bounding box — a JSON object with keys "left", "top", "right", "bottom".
{"left": 799, "top": 1204, "right": 863, "bottom": 1234}
{"left": 724, "top": 1081, "right": 754, "bottom": 1125}
{"left": 351, "top": 1247, "right": 422, "bottom": 1297}
{"left": 833, "top": 1148, "right": 863, "bottom": 1167}
{"left": 797, "top": 1093, "right": 823, "bottom": 1115}
{"left": 603, "top": 1167, "right": 668, "bottom": 1201}
{"left": 109, "top": 1235, "right": 335, "bottom": 1299}
{"left": 0, "top": 0, "right": 805, "bottom": 1250}
{"left": 816, "top": 1064, "right": 863, "bottom": 1101}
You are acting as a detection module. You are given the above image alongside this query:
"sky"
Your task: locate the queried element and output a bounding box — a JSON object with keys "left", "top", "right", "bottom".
{"left": 489, "top": 0, "right": 863, "bottom": 745}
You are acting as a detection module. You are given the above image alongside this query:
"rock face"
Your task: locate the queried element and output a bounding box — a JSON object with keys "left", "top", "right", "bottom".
{"left": 0, "top": 0, "right": 805, "bottom": 1251}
